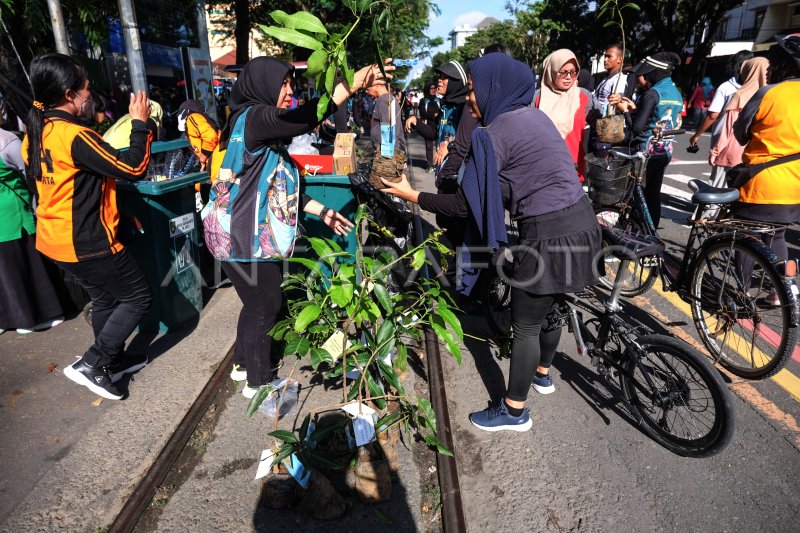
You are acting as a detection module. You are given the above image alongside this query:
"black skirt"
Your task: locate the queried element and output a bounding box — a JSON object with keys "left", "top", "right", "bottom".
{"left": 0, "top": 230, "right": 64, "bottom": 330}
{"left": 510, "top": 195, "right": 602, "bottom": 295}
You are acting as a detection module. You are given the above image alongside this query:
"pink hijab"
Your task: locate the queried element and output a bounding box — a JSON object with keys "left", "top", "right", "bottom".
{"left": 539, "top": 49, "right": 581, "bottom": 138}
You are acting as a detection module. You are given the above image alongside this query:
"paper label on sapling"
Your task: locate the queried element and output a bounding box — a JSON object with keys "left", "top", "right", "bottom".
{"left": 340, "top": 401, "right": 377, "bottom": 446}
{"left": 255, "top": 449, "right": 274, "bottom": 480}
{"left": 380, "top": 123, "right": 395, "bottom": 157}
{"left": 321, "top": 330, "right": 350, "bottom": 361}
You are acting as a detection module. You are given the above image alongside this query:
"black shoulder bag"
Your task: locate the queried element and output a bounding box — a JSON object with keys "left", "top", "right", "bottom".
{"left": 727, "top": 152, "right": 800, "bottom": 189}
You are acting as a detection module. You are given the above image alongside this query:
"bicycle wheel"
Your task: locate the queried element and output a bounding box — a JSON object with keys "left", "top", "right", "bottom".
{"left": 594, "top": 206, "right": 658, "bottom": 297}
{"left": 620, "top": 334, "right": 735, "bottom": 457}
{"left": 689, "top": 239, "right": 796, "bottom": 379}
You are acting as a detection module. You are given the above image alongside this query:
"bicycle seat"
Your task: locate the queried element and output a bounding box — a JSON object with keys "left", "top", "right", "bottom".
{"left": 602, "top": 227, "right": 665, "bottom": 259}
{"left": 689, "top": 179, "right": 740, "bottom": 205}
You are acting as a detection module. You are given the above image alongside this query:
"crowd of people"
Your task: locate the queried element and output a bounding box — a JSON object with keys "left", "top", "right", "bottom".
{"left": 1, "top": 33, "right": 798, "bottom": 433}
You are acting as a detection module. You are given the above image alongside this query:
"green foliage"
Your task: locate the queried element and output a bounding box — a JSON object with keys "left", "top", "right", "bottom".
{"left": 255, "top": 208, "right": 461, "bottom": 459}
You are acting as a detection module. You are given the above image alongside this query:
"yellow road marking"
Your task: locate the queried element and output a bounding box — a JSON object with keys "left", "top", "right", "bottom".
{"left": 632, "top": 294, "right": 800, "bottom": 447}
{"left": 644, "top": 280, "right": 800, "bottom": 402}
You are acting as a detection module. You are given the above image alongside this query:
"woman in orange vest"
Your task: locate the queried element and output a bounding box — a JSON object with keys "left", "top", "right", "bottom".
{"left": 23, "top": 53, "right": 154, "bottom": 400}
{"left": 177, "top": 99, "right": 220, "bottom": 171}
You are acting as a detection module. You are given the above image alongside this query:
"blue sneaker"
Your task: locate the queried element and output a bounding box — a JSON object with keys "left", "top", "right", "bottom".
{"left": 532, "top": 374, "right": 555, "bottom": 395}
{"left": 469, "top": 402, "right": 532, "bottom": 432}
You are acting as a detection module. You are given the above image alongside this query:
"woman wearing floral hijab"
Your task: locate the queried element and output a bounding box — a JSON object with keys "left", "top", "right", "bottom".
{"left": 536, "top": 49, "right": 591, "bottom": 182}
{"left": 382, "top": 54, "right": 601, "bottom": 432}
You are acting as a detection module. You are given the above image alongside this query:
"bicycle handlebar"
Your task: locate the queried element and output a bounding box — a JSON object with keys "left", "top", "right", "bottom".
{"left": 661, "top": 128, "right": 685, "bottom": 136}
{"left": 608, "top": 128, "right": 687, "bottom": 160}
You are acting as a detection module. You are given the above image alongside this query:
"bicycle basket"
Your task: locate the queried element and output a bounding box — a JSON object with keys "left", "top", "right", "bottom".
{"left": 585, "top": 153, "right": 633, "bottom": 206}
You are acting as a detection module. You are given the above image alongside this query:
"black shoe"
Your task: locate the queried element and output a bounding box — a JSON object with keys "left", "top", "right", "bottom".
{"left": 63, "top": 358, "right": 123, "bottom": 400}
{"left": 108, "top": 353, "right": 149, "bottom": 383}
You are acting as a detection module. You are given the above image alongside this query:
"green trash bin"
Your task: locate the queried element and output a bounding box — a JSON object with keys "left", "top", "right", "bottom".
{"left": 117, "top": 140, "right": 209, "bottom": 333}
{"left": 300, "top": 174, "right": 359, "bottom": 258}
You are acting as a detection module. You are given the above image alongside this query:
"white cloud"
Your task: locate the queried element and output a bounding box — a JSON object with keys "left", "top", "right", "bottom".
{"left": 452, "top": 11, "right": 488, "bottom": 29}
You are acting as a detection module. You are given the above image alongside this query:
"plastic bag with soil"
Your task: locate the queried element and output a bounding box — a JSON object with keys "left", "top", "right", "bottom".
{"left": 369, "top": 150, "right": 407, "bottom": 188}
{"left": 353, "top": 442, "right": 392, "bottom": 503}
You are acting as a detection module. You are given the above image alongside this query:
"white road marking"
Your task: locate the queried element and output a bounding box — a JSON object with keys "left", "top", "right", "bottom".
{"left": 661, "top": 183, "right": 694, "bottom": 201}
{"left": 667, "top": 160, "right": 711, "bottom": 165}
{"left": 663, "top": 173, "right": 698, "bottom": 184}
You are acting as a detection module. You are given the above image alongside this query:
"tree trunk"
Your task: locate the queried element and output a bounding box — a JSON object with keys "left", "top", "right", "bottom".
{"left": 234, "top": 0, "right": 250, "bottom": 65}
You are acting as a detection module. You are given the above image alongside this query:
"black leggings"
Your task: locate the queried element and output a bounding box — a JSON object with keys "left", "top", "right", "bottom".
{"left": 643, "top": 156, "right": 670, "bottom": 228}
{"left": 222, "top": 261, "right": 284, "bottom": 386}
{"left": 506, "top": 288, "right": 564, "bottom": 402}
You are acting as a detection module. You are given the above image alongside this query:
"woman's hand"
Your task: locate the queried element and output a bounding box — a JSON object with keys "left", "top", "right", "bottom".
{"left": 129, "top": 91, "right": 151, "bottom": 123}
{"left": 709, "top": 146, "right": 719, "bottom": 166}
{"left": 433, "top": 140, "right": 449, "bottom": 166}
{"left": 616, "top": 97, "right": 636, "bottom": 113}
{"left": 380, "top": 174, "right": 420, "bottom": 203}
{"left": 353, "top": 58, "right": 396, "bottom": 91}
{"left": 607, "top": 93, "right": 622, "bottom": 106}
{"left": 404, "top": 116, "right": 417, "bottom": 133}
{"left": 321, "top": 208, "right": 355, "bottom": 236}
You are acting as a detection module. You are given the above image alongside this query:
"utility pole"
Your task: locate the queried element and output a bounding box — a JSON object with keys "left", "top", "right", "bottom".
{"left": 117, "top": 0, "right": 148, "bottom": 94}
{"left": 45, "top": 0, "right": 70, "bottom": 55}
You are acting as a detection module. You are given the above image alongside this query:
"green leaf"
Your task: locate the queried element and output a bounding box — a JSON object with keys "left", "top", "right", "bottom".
{"left": 268, "top": 429, "right": 299, "bottom": 444}
{"left": 342, "top": 0, "right": 357, "bottom": 11}
{"left": 411, "top": 248, "right": 426, "bottom": 270}
{"left": 337, "top": 269, "right": 354, "bottom": 305}
{"left": 287, "top": 256, "right": 325, "bottom": 277}
{"left": 431, "top": 320, "right": 461, "bottom": 364}
{"left": 394, "top": 343, "right": 408, "bottom": 373}
{"left": 299, "top": 413, "right": 311, "bottom": 441}
{"left": 306, "top": 49, "right": 327, "bottom": 77}
{"left": 270, "top": 444, "right": 295, "bottom": 468}
{"left": 373, "top": 507, "right": 393, "bottom": 525}
{"left": 307, "top": 236, "right": 334, "bottom": 260}
{"left": 622, "top": 2, "right": 640, "bottom": 11}
{"left": 295, "top": 304, "right": 321, "bottom": 332}
{"left": 325, "top": 63, "right": 337, "bottom": 94}
{"left": 343, "top": 64, "right": 355, "bottom": 88}
{"left": 245, "top": 384, "right": 275, "bottom": 417}
{"left": 284, "top": 336, "right": 310, "bottom": 356}
{"left": 316, "top": 93, "right": 331, "bottom": 122}
{"left": 376, "top": 319, "right": 395, "bottom": 345}
{"left": 424, "top": 434, "right": 454, "bottom": 457}
{"left": 374, "top": 284, "right": 393, "bottom": 314}
{"left": 286, "top": 11, "right": 328, "bottom": 35}
{"left": 376, "top": 411, "right": 403, "bottom": 431}
{"left": 347, "top": 381, "right": 361, "bottom": 401}
{"left": 259, "top": 25, "right": 323, "bottom": 50}
{"left": 365, "top": 371, "right": 387, "bottom": 409}
{"left": 310, "top": 346, "right": 333, "bottom": 369}
{"left": 378, "top": 359, "right": 404, "bottom": 395}
{"left": 416, "top": 398, "right": 436, "bottom": 430}
{"left": 330, "top": 282, "right": 348, "bottom": 308}
{"left": 437, "top": 300, "right": 464, "bottom": 341}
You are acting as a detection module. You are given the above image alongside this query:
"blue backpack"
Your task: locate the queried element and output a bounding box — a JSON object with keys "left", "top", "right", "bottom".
{"left": 201, "top": 107, "right": 299, "bottom": 261}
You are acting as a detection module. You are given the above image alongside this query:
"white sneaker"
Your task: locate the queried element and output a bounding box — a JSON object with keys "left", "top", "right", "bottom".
{"left": 17, "top": 317, "right": 65, "bottom": 334}
{"left": 0, "top": 329, "right": 6, "bottom": 334}
{"left": 230, "top": 363, "right": 247, "bottom": 382}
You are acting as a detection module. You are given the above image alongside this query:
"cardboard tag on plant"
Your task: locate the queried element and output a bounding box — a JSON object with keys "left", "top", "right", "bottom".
{"left": 321, "top": 330, "right": 350, "bottom": 361}
{"left": 255, "top": 449, "right": 274, "bottom": 480}
{"left": 340, "top": 401, "right": 376, "bottom": 446}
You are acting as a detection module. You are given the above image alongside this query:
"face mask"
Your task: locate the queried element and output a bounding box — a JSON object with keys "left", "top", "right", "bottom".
{"left": 76, "top": 95, "right": 94, "bottom": 119}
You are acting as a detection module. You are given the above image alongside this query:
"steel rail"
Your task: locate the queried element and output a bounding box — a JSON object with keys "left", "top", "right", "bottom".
{"left": 408, "top": 154, "right": 467, "bottom": 533}
{"left": 108, "top": 346, "right": 235, "bottom": 533}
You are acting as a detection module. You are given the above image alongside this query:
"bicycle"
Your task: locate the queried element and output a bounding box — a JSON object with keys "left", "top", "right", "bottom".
{"left": 545, "top": 228, "right": 734, "bottom": 457}
{"left": 590, "top": 131, "right": 799, "bottom": 380}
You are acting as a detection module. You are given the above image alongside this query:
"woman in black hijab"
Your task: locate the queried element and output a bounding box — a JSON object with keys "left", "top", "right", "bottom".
{"left": 215, "top": 56, "right": 394, "bottom": 400}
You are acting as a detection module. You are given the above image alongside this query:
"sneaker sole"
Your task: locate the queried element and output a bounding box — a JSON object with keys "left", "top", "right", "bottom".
{"left": 64, "top": 365, "right": 123, "bottom": 400}
{"left": 469, "top": 416, "right": 532, "bottom": 432}
{"left": 532, "top": 384, "right": 555, "bottom": 395}
{"left": 109, "top": 361, "right": 148, "bottom": 383}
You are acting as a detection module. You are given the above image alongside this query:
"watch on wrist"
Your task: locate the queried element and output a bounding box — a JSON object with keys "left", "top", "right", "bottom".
{"left": 319, "top": 205, "right": 327, "bottom": 218}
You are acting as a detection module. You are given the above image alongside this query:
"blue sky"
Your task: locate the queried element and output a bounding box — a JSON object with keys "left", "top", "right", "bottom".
{"left": 406, "top": 0, "right": 510, "bottom": 83}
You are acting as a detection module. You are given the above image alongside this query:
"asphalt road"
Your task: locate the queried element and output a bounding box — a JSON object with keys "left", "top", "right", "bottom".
{"left": 405, "top": 129, "right": 799, "bottom": 533}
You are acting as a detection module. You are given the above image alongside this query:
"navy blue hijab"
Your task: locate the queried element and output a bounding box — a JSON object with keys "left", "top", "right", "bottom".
{"left": 457, "top": 54, "right": 536, "bottom": 295}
